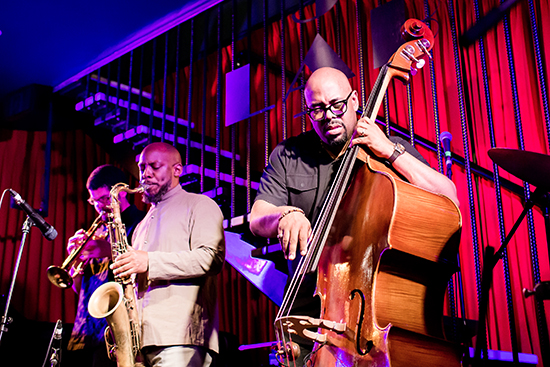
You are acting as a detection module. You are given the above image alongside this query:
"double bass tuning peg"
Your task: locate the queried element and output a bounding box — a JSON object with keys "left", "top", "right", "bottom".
{"left": 400, "top": 44, "right": 427, "bottom": 71}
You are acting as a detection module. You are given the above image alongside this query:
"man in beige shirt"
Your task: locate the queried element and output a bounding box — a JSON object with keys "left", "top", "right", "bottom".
{"left": 111, "top": 142, "right": 225, "bottom": 367}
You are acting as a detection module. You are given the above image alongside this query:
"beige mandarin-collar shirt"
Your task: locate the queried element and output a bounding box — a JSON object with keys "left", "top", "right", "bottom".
{"left": 132, "top": 184, "right": 225, "bottom": 352}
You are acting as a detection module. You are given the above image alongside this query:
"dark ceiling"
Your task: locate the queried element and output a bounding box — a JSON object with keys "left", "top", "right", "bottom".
{"left": 0, "top": 0, "right": 221, "bottom": 100}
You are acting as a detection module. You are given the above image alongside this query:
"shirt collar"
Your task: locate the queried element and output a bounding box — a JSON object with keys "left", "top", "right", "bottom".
{"left": 153, "top": 184, "right": 182, "bottom": 206}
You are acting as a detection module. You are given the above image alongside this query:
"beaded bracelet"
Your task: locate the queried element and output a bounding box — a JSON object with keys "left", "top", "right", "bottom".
{"left": 279, "top": 207, "right": 305, "bottom": 222}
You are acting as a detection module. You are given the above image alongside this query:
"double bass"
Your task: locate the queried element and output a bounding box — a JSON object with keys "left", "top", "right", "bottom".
{"left": 274, "top": 19, "right": 463, "bottom": 366}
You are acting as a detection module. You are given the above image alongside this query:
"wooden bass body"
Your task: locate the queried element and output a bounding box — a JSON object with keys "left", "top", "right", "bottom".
{"left": 311, "top": 148, "right": 463, "bottom": 367}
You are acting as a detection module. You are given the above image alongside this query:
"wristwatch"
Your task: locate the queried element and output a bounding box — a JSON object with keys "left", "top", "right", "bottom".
{"left": 387, "top": 142, "right": 406, "bottom": 164}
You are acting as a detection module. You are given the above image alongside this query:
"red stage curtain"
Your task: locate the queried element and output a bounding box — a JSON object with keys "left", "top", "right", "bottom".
{"left": 1, "top": 0, "right": 550, "bottom": 364}
{"left": 118, "top": 0, "right": 550, "bottom": 360}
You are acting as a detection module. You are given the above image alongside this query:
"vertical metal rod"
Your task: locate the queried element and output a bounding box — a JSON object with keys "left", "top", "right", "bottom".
{"left": 43, "top": 101, "right": 53, "bottom": 218}
{"left": 126, "top": 50, "right": 134, "bottom": 131}
{"left": 0, "top": 219, "right": 32, "bottom": 345}
{"left": 315, "top": 9, "right": 320, "bottom": 34}
{"left": 447, "top": 0, "right": 483, "bottom": 307}
{"left": 173, "top": 25, "right": 181, "bottom": 148}
{"left": 138, "top": 46, "right": 144, "bottom": 127}
{"left": 406, "top": 84, "right": 415, "bottom": 147}
{"left": 335, "top": 0, "right": 341, "bottom": 57}
{"left": 383, "top": 93, "right": 390, "bottom": 137}
{"left": 230, "top": 0, "right": 235, "bottom": 78}
{"left": 187, "top": 20, "right": 195, "bottom": 165}
{"left": 355, "top": 0, "right": 366, "bottom": 105}
{"left": 96, "top": 66, "right": 101, "bottom": 95}
{"left": 230, "top": 0, "right": 236, "bottom": 218}
{"left": 421, "top": 1, "right": 443, "bottom": 173}
{"left": 263, "top": 0, "right": 270, "bottom": 167}
{"left": 116, "top": 58, "right": 121, "bottom": 111}
{"left": 281, "top": 0, "right": 287, "bottom": 141}
{"left": 528, "top": 0, "right": 550, "bottom": 146}
{"left": 161, "top": 31, "right": 169, "bottom": 142}
{"left": 106, "top": 63, "right": 111, "bottom": 109}
{"left": 375, "top": 0, "right": 391, "bottom": 138}
{"left": 430, "top": 91, "right": 443, "bottom": 171}
{"left": 216, "top": 5, "right": 222, "bottom": 189}
{"left": 85, "top": 73, "right": 90, "bottom": 101}
{"left": 246, "top": 0, "right": 252, "bottom": 213}
{"left": 149, "top": 39, "right": 157, "bottom": 145}
{"left": 299, "top": 0, "right": 306, "bottom": 133}
{"left": 201, "top": 13, "right": 210, "bottom": 193}
{"left": 317, "top": 2, "right": 323, "bottom": 36}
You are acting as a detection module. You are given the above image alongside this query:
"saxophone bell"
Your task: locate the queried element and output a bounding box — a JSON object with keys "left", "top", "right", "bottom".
{"left": 88, "top": 282, "right": 136, "bottom": 365}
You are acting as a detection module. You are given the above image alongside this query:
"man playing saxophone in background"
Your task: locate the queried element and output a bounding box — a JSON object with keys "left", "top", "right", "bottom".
{"left": 65, "top": 164, "right": 146, "bottom": 367}
{"left": 111, "top": 142, "right": 226, "bottom": 367}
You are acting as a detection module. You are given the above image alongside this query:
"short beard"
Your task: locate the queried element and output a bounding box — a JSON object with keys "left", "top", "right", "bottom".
{"left": 143, "top": 181, "right": 171, "bottom": 204}
{"left": 325, "top": 122, "right": 349, "bottom": 148}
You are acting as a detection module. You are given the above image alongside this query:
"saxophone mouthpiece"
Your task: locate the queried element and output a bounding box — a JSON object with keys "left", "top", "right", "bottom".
{"left": 139, "top": 182, "right": 150, "bottom": 191}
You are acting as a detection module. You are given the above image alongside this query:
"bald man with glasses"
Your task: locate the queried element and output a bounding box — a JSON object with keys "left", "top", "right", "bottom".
{"left": 249, "top": 67, "right": 458, "bottom": 366}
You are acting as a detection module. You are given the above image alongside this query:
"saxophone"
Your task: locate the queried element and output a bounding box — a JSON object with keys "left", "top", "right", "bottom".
{"left": 88, "top": 183, "right": 146, "bottom": 367}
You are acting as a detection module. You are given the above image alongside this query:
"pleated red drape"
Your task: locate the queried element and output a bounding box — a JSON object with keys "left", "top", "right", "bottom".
{"left": 0, "top": 128, "right": 142, "bottom": 322}
{"left": 1, "top": 0, "right": 550, "bottom": 364}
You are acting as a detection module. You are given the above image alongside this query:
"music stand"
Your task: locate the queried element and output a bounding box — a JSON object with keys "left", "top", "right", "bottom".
{"left": 488, "top": 148, "right": 550, "bottom": 268}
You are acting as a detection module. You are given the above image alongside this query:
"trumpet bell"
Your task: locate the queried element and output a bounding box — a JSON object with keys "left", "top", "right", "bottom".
{"left": 47, "top": 265, "right": 73, "bottom": 289}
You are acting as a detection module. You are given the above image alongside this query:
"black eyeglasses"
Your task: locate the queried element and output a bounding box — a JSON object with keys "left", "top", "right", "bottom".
{"left": 306, "top": 91, "right": 354, "bottom": 122}
{"left": 87, "top": 195, "right": 110, "bottom": 206}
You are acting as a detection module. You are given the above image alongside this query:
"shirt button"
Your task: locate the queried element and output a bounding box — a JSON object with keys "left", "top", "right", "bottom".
{"left": 144, "top": 241, "right": 148, "bottom": 244}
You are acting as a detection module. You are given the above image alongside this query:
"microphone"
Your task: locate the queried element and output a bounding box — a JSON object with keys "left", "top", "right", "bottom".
{"left": 8, "top": 189, "right": 58, "bottom": 241}
{"left": 440, "top": 132, "right": 452, "bottom": 167}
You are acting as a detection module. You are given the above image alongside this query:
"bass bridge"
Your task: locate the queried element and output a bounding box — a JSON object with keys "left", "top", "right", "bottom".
{"left": 276, "top": 315, "right": 347, "bottom": 344}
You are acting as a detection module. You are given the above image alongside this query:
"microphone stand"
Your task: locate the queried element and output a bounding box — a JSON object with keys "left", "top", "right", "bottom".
{"left": 472, "top": 187, "right": 546, "bottom": 366}
{"left": 42, "top": 320, "right": 63, "bottom": 367}
{"left": 443, "top": 157, "right": 469, "bottom": 346}
{"left": 0, "top": 217, "right": 32, "bottom": 346}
